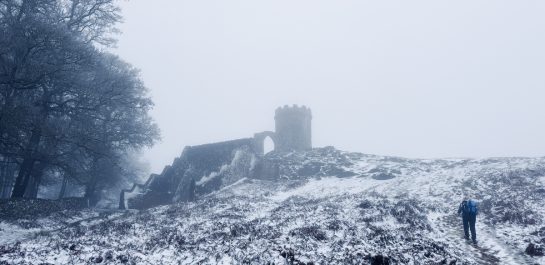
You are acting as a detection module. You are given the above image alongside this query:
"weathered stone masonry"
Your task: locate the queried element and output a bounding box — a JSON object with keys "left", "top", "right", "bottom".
{"left": 120, "top": 105, "right": 312, "bottom": 209}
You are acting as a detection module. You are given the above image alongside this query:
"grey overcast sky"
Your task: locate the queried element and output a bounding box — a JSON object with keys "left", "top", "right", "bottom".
{"left": 115, "top": 0, "right": 545, "bottom": 174}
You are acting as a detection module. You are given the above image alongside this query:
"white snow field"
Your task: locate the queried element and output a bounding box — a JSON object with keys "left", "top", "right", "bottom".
{"left": 1, "top": 147, "right": 544, "bottom": 264}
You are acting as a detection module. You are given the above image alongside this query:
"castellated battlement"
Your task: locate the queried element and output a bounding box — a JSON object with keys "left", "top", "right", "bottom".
{"left": 275, "top": 104, "right": 312, "bottom": 117}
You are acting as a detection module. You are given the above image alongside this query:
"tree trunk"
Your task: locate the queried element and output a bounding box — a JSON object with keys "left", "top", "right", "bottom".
{"left": 11, "top": 127, "right": 42, "bottom": 198}
{"left": 58, "top": 173, "right": 68, "bottom": 199}
{"left": 84, "top": 156, "right": 103, "bottom": 207}
{"left": 85, "top": 158, "right": 99, "bottom": 206}
{"left": 0, "top": 157, "right": 6, "bottom": 198}
{"left": 84, "top": 175, "right": 98, "bottom": 206}
{"left": 11, "top": 157, "right": 35, "bottom": 198}
{"left": 24, "top": 162, "right": 44, "bottom": 198}
{"left": 0, "top": 157, "right": 8, "bottom": 198}
{"left": 11, "top": 84, "right": 50, "bottom": 198}
{"left": 0, "top": 157, "right": 16, "bottom": 198}
{"left": 118, "top": 190, "right": 125, "bottom": 210}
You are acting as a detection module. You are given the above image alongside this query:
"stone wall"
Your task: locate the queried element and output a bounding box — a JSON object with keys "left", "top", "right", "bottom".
{"left": 120, "top": 105, "right": 313, "bottom": 210}
{"left": 121, "top": 138, "right": 257, "bottom": 209}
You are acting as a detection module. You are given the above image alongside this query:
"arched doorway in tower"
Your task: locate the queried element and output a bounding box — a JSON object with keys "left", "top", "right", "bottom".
{"left": 263, "top": 136, "right": 275, "bottom": 154}
{"left": 254, "top": 131, "right": 276, "bottom": 155}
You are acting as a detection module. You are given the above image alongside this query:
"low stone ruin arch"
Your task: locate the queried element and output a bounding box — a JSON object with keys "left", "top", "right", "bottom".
{"left": 253, "top": 131, "right": 277, "bottom": 155}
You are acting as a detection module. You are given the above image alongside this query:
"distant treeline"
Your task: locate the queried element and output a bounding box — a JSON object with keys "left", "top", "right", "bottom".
{"left": 0, "top": 0, "right": 159, "bottom": 206}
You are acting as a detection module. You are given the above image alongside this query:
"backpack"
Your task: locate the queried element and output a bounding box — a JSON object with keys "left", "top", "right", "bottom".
{"left": 466, "top": 200, "right": 478, "bottom": 216}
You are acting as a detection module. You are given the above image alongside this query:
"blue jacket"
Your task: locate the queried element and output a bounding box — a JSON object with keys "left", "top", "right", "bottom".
{"left": 458, "top": 200, "right": 478, "bottom": 217}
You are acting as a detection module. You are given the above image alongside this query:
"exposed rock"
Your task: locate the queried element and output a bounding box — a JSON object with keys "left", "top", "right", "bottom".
{"left": 525, "top": 243, "right": 544, "bottom": 256}
{"left": 91, "top": 256, "right": 103, "bottom": 263}
{"left": 104, "top": 250, "right": 114, "bottom": 260}
{"left": 289, "top": 226, "right": 327, "bottom": 241}
{"left": 370, "top": 254, "right": 390, "bottom": 265}
{"left": 372, "top": 172, "right": 396, "bottom": 180}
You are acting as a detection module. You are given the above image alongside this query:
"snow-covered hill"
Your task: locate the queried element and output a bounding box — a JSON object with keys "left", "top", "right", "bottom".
{"left": 1, "top": 147, "right": 544, "bottom": 264}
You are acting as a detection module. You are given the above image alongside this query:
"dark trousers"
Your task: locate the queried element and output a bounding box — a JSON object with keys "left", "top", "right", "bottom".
{"left": 462, "top": 215, "right": 477, "bottom": 241}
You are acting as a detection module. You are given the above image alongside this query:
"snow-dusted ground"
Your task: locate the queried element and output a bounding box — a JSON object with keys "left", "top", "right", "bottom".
{"left": 1, "top": 148, "right": 544, "bottom": 264}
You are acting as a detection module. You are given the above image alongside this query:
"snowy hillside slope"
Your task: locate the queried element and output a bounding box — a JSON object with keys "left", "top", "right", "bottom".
{"left": 1, "top": 147, "right": 544, "bottom": 264}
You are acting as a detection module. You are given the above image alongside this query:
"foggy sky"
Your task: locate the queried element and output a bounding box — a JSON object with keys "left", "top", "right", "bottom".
{"left": 115, "top": 0, "right": 545, "bottom": 174}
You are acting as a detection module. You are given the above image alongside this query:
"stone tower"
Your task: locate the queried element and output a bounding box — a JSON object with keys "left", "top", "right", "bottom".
{"left": 274, "top": 105, "right": 312, "bottom": 152}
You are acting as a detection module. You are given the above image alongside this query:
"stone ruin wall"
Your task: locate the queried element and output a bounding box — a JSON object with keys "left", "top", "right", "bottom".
{"left": 120, "top": 105, "right": 312, "bottom": 210}
{"left": 120, "top": 138, "right": 256, "bottom": 209}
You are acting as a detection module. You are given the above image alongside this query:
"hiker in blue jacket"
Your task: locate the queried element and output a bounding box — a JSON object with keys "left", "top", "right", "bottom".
{"left": 458, "top": 196, "right": 478, "bottom": 244}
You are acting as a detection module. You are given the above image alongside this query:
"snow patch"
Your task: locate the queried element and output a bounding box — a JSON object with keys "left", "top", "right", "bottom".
{"left": 271, "top": 176, "right": 381, "bottom": 202}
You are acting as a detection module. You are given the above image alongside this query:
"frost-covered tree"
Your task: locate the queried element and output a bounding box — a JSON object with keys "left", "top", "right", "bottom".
{"left": 0, "top": 0, "right": 159, "bottom": 201}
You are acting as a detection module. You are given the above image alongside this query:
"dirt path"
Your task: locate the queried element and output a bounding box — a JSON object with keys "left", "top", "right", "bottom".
{"left": 436, "top": 213, "right": 535, "bottom": 265}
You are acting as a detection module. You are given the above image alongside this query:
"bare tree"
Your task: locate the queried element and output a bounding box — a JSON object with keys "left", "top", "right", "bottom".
{"left": 0, "top": 0, "right": 159, "bottom": 201}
